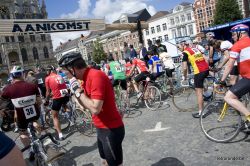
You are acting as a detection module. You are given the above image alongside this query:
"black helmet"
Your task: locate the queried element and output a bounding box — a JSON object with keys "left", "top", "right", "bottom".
{"left": 58, "top": 52, "right": 82, "bottom": 67}
{"left": 46, "top": 65, "right": 56, "bottom": 71}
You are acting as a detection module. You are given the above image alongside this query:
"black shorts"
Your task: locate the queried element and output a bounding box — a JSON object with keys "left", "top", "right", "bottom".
{"left": 51, "top": 96, "right": 69, "bottom": 111}
{"left": 165, "top": 68, "right": 175, "bottom": 77}
{"left": 134, "top": 71, "right": 149, "bottom": 83}
{"left": 194, "top": 70, "right": 209, "bottom": 88}
{"left": 38, "top": 84, "right": 46, "bottom": 98}
{"left": 17, "top": 111, "right": 40, "bottom": 131}
{"left": 230, "top": 66, "right": 239, "bottom": 76}
{"left": 150, "top": 72, "right": 164, "bottom": 81}
{"left": 113, "top": 79, "right": 127, "bottom": 90}
{"left": 97, "top": 126, "right": 125, "bottom": 166}
{"left": 230, "top": 78, "right": 250, "bottom": 98}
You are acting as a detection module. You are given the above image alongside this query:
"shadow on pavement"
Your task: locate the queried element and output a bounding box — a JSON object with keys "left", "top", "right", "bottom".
{"left": 151, "top": 157, "right": 185, "bottom": 166}
{"left": 57, "top": 142, "right": 97, "bottom": 166}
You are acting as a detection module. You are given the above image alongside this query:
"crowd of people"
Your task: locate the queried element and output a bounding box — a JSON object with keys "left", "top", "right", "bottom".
{"left": 0, "top": 23, "right": 250, "bottom": 166}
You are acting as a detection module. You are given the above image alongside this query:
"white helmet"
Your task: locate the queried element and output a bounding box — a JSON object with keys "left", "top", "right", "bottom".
{"left": 206, "top": 32, "right": 215, "bottom": 37}
{"left": 220, "top": 41, "right": 233, "bottom": 51}
{"left": 10, "top": 66, "right": 24, "bottom": 78}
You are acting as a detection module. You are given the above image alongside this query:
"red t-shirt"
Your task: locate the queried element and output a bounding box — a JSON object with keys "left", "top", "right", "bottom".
{"left": 230, "top": 36, "right": 250, "bottom": 79}
{"left": 45, "top": 73, "right": 68, "bottom": 99}
{"left": 81, "top": 68, "right": 124, "bottom": 129}
{"left": 1, "top": 81, "right": 40, "bottom": 122}
{"left": 132, "top": 58, "right": 148, "bottom": 73}
{"left": 125, "top": 62, "right": 132, "bottom": 76}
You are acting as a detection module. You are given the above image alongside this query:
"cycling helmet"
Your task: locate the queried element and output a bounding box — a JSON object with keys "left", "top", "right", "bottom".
{"left": 46, "top": 65, "right": 56, "bottom": 71}
{"left": 10, "top": 66, "right": 24, "bottom": 78}
{"left": 58, "top": 52, "right": 82, "bottom": 67}
{"left": 206, "top": 32, "right": 215, "bottom": 37}
{"left": 220, "top": 41, "right": 233, "bottom": 51}
{"left": 230, "top": 24, "right": 249, "bottom": 33}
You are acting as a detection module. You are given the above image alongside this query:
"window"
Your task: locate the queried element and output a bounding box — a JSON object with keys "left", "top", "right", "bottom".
{"left": 175, "top": 17, "right": 180, "bottom": 24}
{"left": 205, "top": 0, "right": 210, "bottom": 3}
{"left": 199, "top": 22, "right": 205, "bottom": 31}
{"left": 0, "top": 53, "right": 2, "bottom": 64}
{"left": 43, "top": 47, "right": 49, "bottom": 58}
{"left": 41, "top": 34, "right": 46, "bottom": 41}
{"left": 151, "top": 27, "right": 155, "bottom": 34}
{"left": 146, "top": 30, "right": 149, "bottom": 35}
{"left": 164, "top": 34, "right": 169, "bottom": 41}
{"left": 187, "top": 13, "right": 192, "bottom": 21}
{"left": 206, "top": 6, "right": 213, "bottom": 17}
{"left": 197, "top": 9, "right": 203, "bottom": 19}
{"left": 18, "top": 36, "right": 24, "bottom": 42}
{"left": 162, "top": 23, "right": 167, "bottom": 31}
{"left": 152, "top": 38, "right": 156, "bottom": 44}
{"left": 21, "top": 48, "right": 28, "bottom": 62}
{"left": 208, "top": 20, "right": 213, "bottom": 27}
{"left": 177, "top": 28, "right": 182, "bottom": 37}
{"left": 172, "top": 30, "right": 176, "bottom": 38}
{"left": 30, "top": 35, "right": 36, "bottom": 42}
{"left": 156, "top": 25, "right": 161, "bottom": 32}
{"left": 10, "top": 36, "right": 15, "bottom": 42}
{"left": 170, "top": 18, "right": 175, "bottom": 25}
{"left": 33, "top": 47, "right": 39, "bottom": 60}
{"left": 158, "top": 36, "right": 162, "bottom": 42}
{"left": 188, "top": 25, "right": 194, "bottom": 35}
{"left": 181, "top": 15, "right": 185, "bottom": 22}
{"left": 5, "top": 36, "right": 9, "bottom": 42}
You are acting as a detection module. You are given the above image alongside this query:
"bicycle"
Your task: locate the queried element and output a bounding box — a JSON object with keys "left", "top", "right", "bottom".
{"left": 200, "top": 84, "right": 250, "bottom": 143}
{"left": 20, "top": 122, "right": 64, "bottom": 166}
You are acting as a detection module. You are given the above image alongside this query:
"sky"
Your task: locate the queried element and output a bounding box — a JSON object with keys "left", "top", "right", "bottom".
{"left": 45, "top": 0, "right": 193, "bottom": 49}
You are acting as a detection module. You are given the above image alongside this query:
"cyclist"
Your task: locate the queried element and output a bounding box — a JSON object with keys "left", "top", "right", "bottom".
{"left": 180, "top": 41, "right": 209, "bottom": 118}
{"left": 106, "top": 55, "right": 127, "bottom": 90}
{"left": 128, "top": 57, "right": 149, "bottom": 98}
{"left": 219, "top": 24, "right": 250, "bottom": 124}
{"left": 0, "top": 66, "right": 42, "bottom": 160}
{"left": 44, "top": 65, "right": 69, "bottom": 141}
{"left": 147, "top": 50, "right": 164, "bottom": 81}
{"left": 159, "top": 52, "right": 175, "bottom": 94}
{"left": 58, "top": 52, "right": 124, "bottom": 166}
{"left": 35, "top": 67, "right": 47, "bottom": 98}
{"left": 213, "top": 40, "right": 238, "bottom": 85}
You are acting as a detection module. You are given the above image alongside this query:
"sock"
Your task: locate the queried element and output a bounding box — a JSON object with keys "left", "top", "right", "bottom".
{"left": 59, "top": 133, "right": 63, "bottom": 138}
{"left": 245, "top": 115, "right": 250, "bottom": 122}
{"left": 199, "top": 110, "right": 202, "bottom": 115}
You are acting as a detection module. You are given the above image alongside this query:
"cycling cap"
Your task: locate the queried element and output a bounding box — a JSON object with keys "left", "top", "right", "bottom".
{"left": 230, "top": 24, "right": 249, "bottom": 33}
{"left": 58, "top": 52, "right": 82, "bottom": 67}
{"left": 10, "top": 66, "right": 24, "bottom": 78}
{"left": 206, "top": 32, "right": 215, "bottom": 37}
{"left": 220, "top": 41, "right": 233, "bottom": 51}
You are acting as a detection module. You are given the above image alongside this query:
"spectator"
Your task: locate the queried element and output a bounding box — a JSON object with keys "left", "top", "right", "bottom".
{"left": 123, "top": 42, "right": 131, "bottom": 59}
{"left": 139, "top": 43, "right": 147, "bottom": 59}
{"left": 147, "top": 39, "right": 157, "bottom": 55}
{"left": 156, "top": 39, "right": 167, "bottom": 55}
{"left": 129, "top": 44, "right": 137, "bottom": 59}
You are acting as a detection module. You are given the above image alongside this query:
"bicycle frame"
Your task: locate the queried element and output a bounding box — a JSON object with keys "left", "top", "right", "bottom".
{"left": 218, "top": 102, "right": 229, "bottom": 122}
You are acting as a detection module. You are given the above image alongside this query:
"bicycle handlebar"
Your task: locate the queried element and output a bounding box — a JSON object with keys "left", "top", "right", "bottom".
{"left": 21, "top": 133, "right": 60, "bottom": 152}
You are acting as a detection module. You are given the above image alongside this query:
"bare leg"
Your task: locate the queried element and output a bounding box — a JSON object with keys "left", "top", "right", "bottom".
{"left": 101, "top": 159, "right": 108, "bottom": 166}
{"left": 52, "top": 110, "right": 62, "bottom": 136}
{"left": 19, "top": 130, "right": 30, "bottom": 147}
{"left": 195, "top": 88, "right": 204, "bottom": 113}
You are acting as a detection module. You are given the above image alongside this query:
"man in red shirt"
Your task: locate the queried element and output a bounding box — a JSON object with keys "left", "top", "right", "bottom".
{"left": 220, "top": 24, "right": 250, "bottom": 124}
{"left": 45, "top": 65, "right": 69, "bottom": 140}
{"left": 58, "top": 52, "right": 125, "bottom": 166}
{"left": 128, "top": 58, "right": 149, "bottom": 98}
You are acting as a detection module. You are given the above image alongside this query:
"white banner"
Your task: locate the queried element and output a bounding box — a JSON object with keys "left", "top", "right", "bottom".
{"left": 0, "top": 19, "right": 106, "bottom": 35}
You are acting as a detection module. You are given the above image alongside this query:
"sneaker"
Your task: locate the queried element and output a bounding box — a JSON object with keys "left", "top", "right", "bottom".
{"left": 13, "top": 127, "right": 19, "bottom": 133}
{"left": 192, "top": 112, "right": 201, "bottom": 118}
{"left": 241, "top": 120, "right": 250, "bottom": 130}
{"left": 58, "top": 136, "right": 65, "bottom": 141}
{"left": 137, "top": 92, "right": 142, "bottom": 98}
{"left": 29, "top": 151, "right": 35, "bottom": 161}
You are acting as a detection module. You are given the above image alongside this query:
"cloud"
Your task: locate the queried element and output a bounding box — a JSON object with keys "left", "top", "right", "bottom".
{"left": 60, "top": 0, "right": 91, "bottom": 18}
{"left": 92, "top": 0, "right": 157, "bottom": 23}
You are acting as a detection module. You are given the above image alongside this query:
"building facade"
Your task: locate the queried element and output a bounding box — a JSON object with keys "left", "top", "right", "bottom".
{"left": 0, "top": 0, "right": 56, "bottom": 81}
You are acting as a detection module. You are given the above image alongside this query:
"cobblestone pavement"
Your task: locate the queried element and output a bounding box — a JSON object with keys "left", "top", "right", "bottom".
{"left": 6, "top": 97, "right": 250, "bottom": 166}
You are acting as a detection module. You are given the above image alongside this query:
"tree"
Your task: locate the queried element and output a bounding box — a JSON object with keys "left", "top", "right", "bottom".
{"left": 213, "top": 0, "right": 243, "bottom": 25}
{"left": 92, "top": 38, "right": 107, "bottom": 64}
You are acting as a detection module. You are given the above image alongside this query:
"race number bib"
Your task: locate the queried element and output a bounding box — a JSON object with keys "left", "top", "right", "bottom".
{"left": 37, "top": 78, "right": 43, "bottom": 84}
{"left": 158, "top": 66, "right": 163, "bottom": 72}
{"left": 60, "top": 89, "right": 68, "bottom": 97}
{"left": 23, "top": 105, "right": 37, "bottom": 119}
{"left": 115, "top": 65, "right": 122, "bottom": 72}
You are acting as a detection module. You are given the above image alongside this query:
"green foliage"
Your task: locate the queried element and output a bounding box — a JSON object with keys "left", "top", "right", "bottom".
{"left": 214, "top": 0, "right": 243, "bottom": 25}
{"left": 92, "top": 38, "right": 107, "bottom": 64}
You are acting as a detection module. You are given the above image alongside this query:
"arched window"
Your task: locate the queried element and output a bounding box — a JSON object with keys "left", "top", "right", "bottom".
{"left": 21, "top": 48, "right": 28, "bottom": 61}
{"left": 33, "top": 47, "right": 39, "bottom": 60}
{"left": 43, "top": 46, "right": 49, "bottom": 58}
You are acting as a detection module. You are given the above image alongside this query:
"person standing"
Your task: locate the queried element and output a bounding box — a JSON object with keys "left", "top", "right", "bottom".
{"left": 58, "top": 52, "right": 125, "bottom": 166}
{"left": 155, "top": 39, "right": 167, "bottom": 55}
{"left": 129, "top": 44, "right": 137, "bottom": 59}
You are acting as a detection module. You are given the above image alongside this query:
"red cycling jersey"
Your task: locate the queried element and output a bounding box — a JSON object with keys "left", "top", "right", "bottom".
{"left": 132, "top": 58, "right": 148, "bottom": 73}
{"left": 1, "top": 81, "right": 40, "bottom": 122}
{"left": 230, "top": 36, "right": 250, "bottom": 79}
{"left": 45, "top": 73, "right": 68, "bottom": 99}
{"left": 125, "top": 62, "right": 132, "bottom": 76}
{"left": 81, "top": 68, "right": 123, "bottom": 129}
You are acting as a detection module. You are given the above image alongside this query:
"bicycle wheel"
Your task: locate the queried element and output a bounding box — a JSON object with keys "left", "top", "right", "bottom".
{"left": 200, "top": 99, "right": 242, "bottom": 143}
{"left": 118, "top": 91, "right": 130, "bottom": 117}
{"left": 172, "top": 87, "right": 197, "bottom": 112}
{"left": 144, "top": 86, "right": 162, "bottom": 110}
{"left": 45, "top": 110, "right": 70, "bottom": 131}
{"left": 75, "top": 109, "right": 95, "bottom": 135}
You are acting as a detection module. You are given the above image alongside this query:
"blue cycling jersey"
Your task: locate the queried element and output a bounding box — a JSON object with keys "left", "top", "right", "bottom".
{"left": 148, "top": 55, "right": 163, "bottom": 74}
